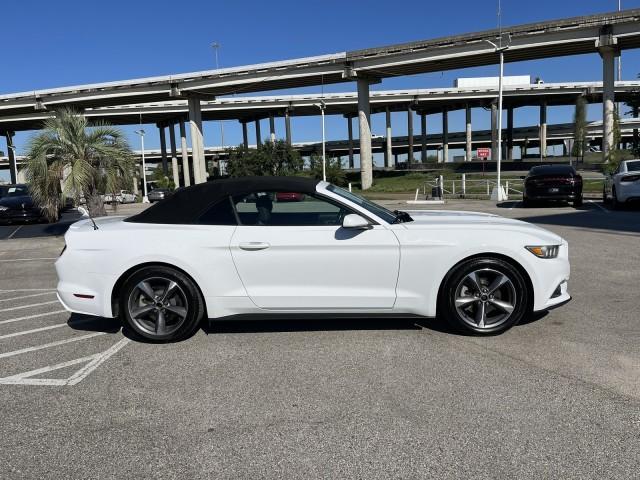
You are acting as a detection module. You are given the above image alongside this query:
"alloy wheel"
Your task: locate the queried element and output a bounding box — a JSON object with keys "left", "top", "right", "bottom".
{"left": 127, "top": 276, "right": 189, "bottom": 337}
{"left": 454, "top": 268, "right": 517, "bottom": 330}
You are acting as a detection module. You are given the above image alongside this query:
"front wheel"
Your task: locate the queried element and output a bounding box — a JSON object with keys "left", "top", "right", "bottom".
{"left": 439, "top": 257, "right": 530, "bottom": 335}
{"left": 120, "top": 266, "right": 205, "bottom": 342}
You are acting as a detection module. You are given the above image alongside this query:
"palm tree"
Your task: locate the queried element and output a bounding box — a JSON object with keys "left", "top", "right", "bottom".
{"left": 24, "top": 107, "right": 135, "bottom": 221}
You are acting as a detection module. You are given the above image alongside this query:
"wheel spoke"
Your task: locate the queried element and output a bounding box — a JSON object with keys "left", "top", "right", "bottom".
{"left": 155, "top": 310, "right": 166, "bottom": 335}
{"left": 131, "top": 304, "right": 155, "bottom": 319}
{"left": 160, "top": 281, "right": 178, "bottom": 302}
{"left": 488, "top": 298, "right": 514, "bottom": 314}
{"left": 487, "top": 274, "right": 509, "bottom": 294}
{"left": 465, "top": 272, "right": 483, "bottom": 292}
{"left": 475, "top": 301, "right": 486, "bottom": 328}
{"left": 165, "top": 305, "right": 187, "bottom": 319}
{"left": 137, "top": 281, "right": 156, "bottom": 301}
{"left": 455, "top": 296, "right": 477, "bottom": 308}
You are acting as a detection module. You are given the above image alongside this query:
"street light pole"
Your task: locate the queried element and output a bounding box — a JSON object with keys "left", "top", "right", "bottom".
{"left": 315, "top": 102, "right": 327, "bottom": 182}
{"left": 135, "top": 129, "right": 149, "bottom": 203}
{"left": 212, "top": 42, "right": 225, "bottom": 150}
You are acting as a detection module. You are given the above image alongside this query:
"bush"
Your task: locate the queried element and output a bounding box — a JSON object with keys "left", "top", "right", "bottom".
{"left": 226, "top": 140, "right": 303, "bottom": 177}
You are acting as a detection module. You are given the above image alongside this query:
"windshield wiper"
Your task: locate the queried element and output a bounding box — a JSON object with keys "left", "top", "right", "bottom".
{"left": 392, "top": 210, "right": 413, "bottom": 224}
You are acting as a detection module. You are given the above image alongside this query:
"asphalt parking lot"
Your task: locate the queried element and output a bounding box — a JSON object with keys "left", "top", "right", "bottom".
{"left": 0, "top": 199, "right": 638, "bottom": 479}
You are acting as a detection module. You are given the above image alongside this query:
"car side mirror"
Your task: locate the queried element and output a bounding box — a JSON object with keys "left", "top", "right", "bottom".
{"left": 77, "top": 207, "right": 89, "bottom": 217}
{"left": 342, "top": 214, "right": 372, "bottom": 230}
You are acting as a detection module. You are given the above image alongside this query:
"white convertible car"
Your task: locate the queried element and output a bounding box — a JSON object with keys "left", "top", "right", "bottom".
{"left": 56, "top": 177, "right": 571, "bottom": 341}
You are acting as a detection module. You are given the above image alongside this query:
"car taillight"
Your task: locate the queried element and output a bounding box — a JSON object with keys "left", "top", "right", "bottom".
{"left": 621, "top": 174, "right": 640, "bottom": 183}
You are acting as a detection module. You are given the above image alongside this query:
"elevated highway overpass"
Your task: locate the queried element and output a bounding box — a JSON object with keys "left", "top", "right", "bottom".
{"left": 1, "top": 9, "right": 639, "bottom": 187}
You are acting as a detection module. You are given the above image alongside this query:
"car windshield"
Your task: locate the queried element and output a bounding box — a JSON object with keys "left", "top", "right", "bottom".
{"left": 626, "top": 160, "right": 640, "bottom": 172}
{"left": 0, "top": 185, "right": 29, "bottom": 198}
{"left": 529, "top": 165, "right": 575, "bottom": 176}
{"left": 326, "top": 184, "right": 412, "bottom": 224}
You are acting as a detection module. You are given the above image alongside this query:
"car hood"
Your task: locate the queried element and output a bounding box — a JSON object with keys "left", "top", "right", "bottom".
{"left": 403, "top": 210, "right": 563, "bottom": 243}
{"left": 0, "top": 195, "right": 34, "bottom": 208}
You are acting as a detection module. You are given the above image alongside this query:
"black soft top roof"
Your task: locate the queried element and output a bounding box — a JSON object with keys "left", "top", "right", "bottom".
{"left": 127, "top": 176, "right": 320, "bottom": 224}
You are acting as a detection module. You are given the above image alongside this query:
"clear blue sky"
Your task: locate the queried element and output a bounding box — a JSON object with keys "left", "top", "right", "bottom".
{"left": 2, "top": 0, "right": 639, "bottom": 176}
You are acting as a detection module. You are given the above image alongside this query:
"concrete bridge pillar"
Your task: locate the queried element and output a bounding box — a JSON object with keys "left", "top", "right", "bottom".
{"left": 633, "top": 106, "right": 639, "bottom": 152}
{"left": 285, "top": 109, "right": 292, "bottom": 146}
{"left": 598, "top": 33, "right": 618, "bottom": 162}
{"left": 188, "top": 96, "right": 205, "bottom": 184}
{"left": 4, "top": 132, "right": 17, "bottom": 184}
{"left": 269, "top": 115, "right": 276, "bottom": 143}
{"left": 346, "top": 115, "right": 355, "bottom": 169}
{"left": 442, "top": 107, "right": 449, "bottom": 163}
{"left": 179, "top": 120, "right": 191, "bottom": 187}
{"left": 241, "top": 121, "right": 249, "bottom": 149}
{"left": 420, "top": 112, "right": 427, "bottom": 163}
{"left": 385, "top": 108, "right": 393, "bottom": 168}
{"left": 255, "top": 119, "right": 262, "bottom": 147}
{"left": 507, "top": 107, "right": 514, "bottom": 161}
{"left": 539, "top": 102, "right": 548, "bottom": 160}
{"left": 357, "top": 78, "right": 373, "bottom": 190}
{"left": 158, "top": 123, "right": 168, "bottom": 175}
{"left": 168, "top": 123, "right": 180, "bottom": 188}
{"left": 491, "top": 102, "right": 498, "bottom": 161}
{"left": 465, "top": 105, "right": 472, "bottom": 162}
{"left": 407, "top": 105, "right": 414, "bottom": 164}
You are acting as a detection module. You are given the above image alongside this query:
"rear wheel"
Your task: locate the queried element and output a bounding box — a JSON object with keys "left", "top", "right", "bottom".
{"left": 440, "top": 257, "right": 530, "bottom": 335}
{"left": 120, "top": 266, "right": 204, "bottom": 342}
{"left": 573, "top": 195, "right": 583, "bottom": 208}
{"left": 611, "top": 186, "right": 621, "bottom": 210}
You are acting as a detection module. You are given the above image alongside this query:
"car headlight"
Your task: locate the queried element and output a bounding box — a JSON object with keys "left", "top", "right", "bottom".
{"left": 0, "top": 205, "right": 8, "bottom": 211}
{"left": 525, "top": 245, "right": 560, "bottom": 259}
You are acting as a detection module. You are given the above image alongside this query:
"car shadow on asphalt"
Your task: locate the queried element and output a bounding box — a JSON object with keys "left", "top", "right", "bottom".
{"left": 67, "top": 314, "right": 122, "bottom": 334}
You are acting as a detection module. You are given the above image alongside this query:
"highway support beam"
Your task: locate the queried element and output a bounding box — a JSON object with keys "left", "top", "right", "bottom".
{"left": 633, "top": 106, "right": 639, "bottom": 152}
{"left": 241, "top": 121, "right": 249, "bottom": 148}
{"left": 442, "top": 107, "right": 449, "bottom": 163}
{"left": 539, "top": 101, "right": 548, "bottom": 160}
{"left": 465, "top": 106, "right": 472, "bottom": 162}
{"left": 188, "top": 96, "right": 206, "bottom": 184}
{"left": 420, "top": 112, "right": 427, "bottom": 163}
{"left": 168, "top": 123, "right": 180, "bottom": 188}
{"left": 255, "top": 119, "right": 262, "bottom": 147}
{"left": 4, "top": 132, "right": 17, "bottom": 184}
{"left": 357, "top": 78, "right": 373, "bottom": 190}
{"left": 269, "top": 115, "right": 276, "bottom": 143}
{"left": 158, "top": 123, "right": 169, "bottom": 175}
{"left": 491, "top": 102, "right": 498, "bottom": 162}
{"left": 597, "top": 30, "right": 619, "bottom": 162}
{"left": 346, "top": 115, "right": 355, "bottom": 169}
{"left": 507, "top": 107, "right": 514, "bottom": 161}
{"left": 407, "top": 105, "right": 414, "bottom": 164}
{"left": 285, "top": 109, "right": 292, "bottom": 146}
{"left": 385, "top": 108, "right": 393, "bottom": 168}
{"left": 179, "top": 120, "right": 191, "bottom": 187}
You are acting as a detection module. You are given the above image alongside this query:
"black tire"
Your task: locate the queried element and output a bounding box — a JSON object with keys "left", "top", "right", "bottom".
{"left": 573, "top": 195, "right": 583, "bottom": 208}
{"left": 522, "top": 196, "right": 532, "bottom": 208}
{"left": 611, "top": 187, "right": 620, "bottom": 210}
{"left": 119, "top": 265, "right": 205, "bottom": 342}
{"left": 602, "top": 185, "right": 608, "bottom": 204}
{"left": 439, "top": 257, "right": 530, "bottom": 335}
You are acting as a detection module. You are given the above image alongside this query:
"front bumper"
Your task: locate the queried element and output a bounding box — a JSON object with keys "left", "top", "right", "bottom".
{"left": 0, "top": 210, "right": 44, "bottom": 224}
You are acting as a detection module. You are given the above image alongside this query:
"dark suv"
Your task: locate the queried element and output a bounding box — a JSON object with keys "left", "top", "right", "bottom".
{"left": 523, "top": 165, "right": 583, "bottom": 207}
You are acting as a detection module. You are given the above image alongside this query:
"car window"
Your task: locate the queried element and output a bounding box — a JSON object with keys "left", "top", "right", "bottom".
{"left": 197, "top": 198, "right": 237, "bottom": 226}
{"left": 232, "top": 191, "right": 349, "bottom": 226}
{"left": 626, "top": 161, "right": 640, "bottom": 172}
{"left": 0, "top": 186, "right": 29, "bottom": 198}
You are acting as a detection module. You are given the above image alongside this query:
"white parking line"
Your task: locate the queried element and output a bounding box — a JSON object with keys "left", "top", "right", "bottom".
{"left": 0, "top": 291, "right": 57, "bottom": 303}
{"left": 0, "top": 323, "right": 68, "bottom": 340}
{"left": 0, "top": 332, "right": 105, "bottom": 360}
{"left": 0, "top": 300, "right": 60, "bottom": 313}
{"left": 0, "top": 310, "right": 66, "bottom": 326}
{"left": 0, "top": 288, "right": 56, "bottom": 293}
{"left": 588, "top": 200, "right": 610, "bottom": 213}
{"left": 6, "top": 226, "right": 22, "bottom": 240}
{"left": 66, "top": 338, "right": 130, "bottom": 385}
{"left": 0, "top": 257, "right": 58, "bottom": 263}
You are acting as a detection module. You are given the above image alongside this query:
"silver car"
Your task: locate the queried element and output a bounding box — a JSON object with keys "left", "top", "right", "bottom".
{"left": 147, "top": 188, "right": 173, "bottom": 203}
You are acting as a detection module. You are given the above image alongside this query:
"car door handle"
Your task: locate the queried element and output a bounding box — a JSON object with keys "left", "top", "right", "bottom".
{"left": 239, "top": 242, "right": 271, "bottom": 251}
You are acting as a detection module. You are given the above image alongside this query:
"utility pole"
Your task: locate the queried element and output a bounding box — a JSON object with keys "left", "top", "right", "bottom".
{"left": 211, "top": 42, "right": 225, "bottom": 149}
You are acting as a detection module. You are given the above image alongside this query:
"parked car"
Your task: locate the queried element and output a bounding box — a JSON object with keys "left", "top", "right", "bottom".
{"left": 56, "top": 176, "right": 571, "bottom": 342}
{"left": 276, "top": 192, "right": 305, "bottom": 202}
{"left": 603, "top": 159, "right": 640, "bottom": 209}
{"left": 103, "top": 190, "right": 137, "bottom": 204}
{"left": 0, "top": 184, "right": 46, "bottom": 224}
{"left": 522, "top": 165, "right": 583, "bottom": 207}
{"left": 147, "top": 188, "right": 173, "bottom": 203}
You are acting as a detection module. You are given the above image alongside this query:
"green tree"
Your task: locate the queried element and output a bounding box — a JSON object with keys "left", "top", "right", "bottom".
{"left": 572, "top": 96, "right": 588, "bottom": 159}
{"left": 308, "top": 154, "right": 346, "bottom": 186}
{"left": 226, "top": 140, "right": 303, "bottom": 177}
{"left": 150, "top": 166, "right": 175, "bottom": 190}
{"left": 24, "top": 107, "right": 134, "bottom": 221}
